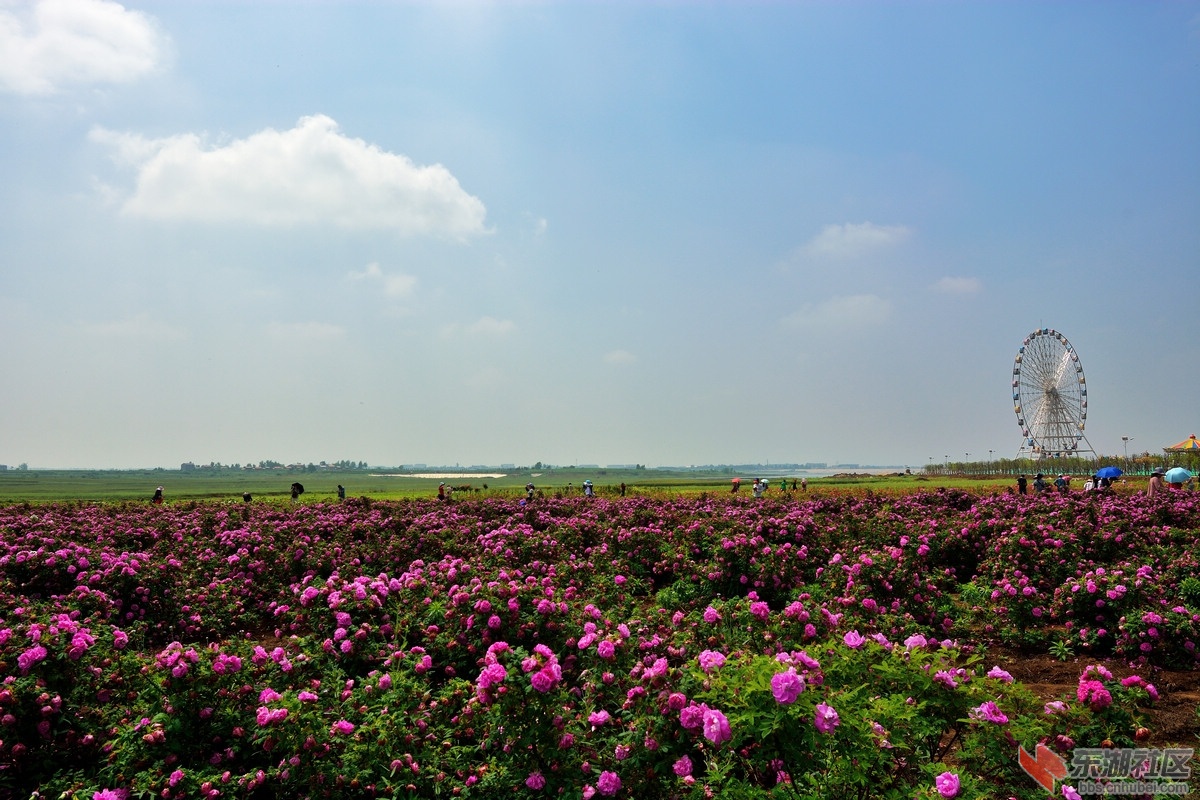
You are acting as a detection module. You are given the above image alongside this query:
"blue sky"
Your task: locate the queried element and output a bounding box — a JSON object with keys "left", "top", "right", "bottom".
{"left": 2, "top": 0, "right": 1198, "bottom": 470}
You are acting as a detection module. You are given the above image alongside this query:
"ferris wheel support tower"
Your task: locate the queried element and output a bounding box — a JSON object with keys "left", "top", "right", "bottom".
{"left": 1012, "top": 328, "right": 1096, "bottom": 460}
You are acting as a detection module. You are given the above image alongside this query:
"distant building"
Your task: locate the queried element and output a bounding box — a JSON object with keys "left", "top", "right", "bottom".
{"left": 181, "top": 462, "right": 196, "bottom": 472}
{"left": 0, "top": 465, "right": 7, "bottom": 471}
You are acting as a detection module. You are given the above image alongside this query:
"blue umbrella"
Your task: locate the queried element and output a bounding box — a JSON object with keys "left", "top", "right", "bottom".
{"left": 1095, "top": 466, "right": 1123, "bottom": 479}
{"left": 1165, "top": 467, "right": 1192, "bottom": 483}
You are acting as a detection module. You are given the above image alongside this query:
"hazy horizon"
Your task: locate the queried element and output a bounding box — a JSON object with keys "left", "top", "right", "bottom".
{"left": 3, "top": 2, "right": 1198, "bottom": 470}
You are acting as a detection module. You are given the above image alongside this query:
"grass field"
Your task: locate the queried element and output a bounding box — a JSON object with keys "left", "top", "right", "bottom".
{"left": 0, "top": 466, "right": 1045, "bottom": 502}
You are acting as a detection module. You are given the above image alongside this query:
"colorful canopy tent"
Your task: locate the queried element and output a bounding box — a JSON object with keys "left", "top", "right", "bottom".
{"left": 1163, "top": 434, "right": 1200, "bottom": 453}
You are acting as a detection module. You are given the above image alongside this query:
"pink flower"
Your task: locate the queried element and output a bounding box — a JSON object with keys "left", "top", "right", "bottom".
{"left": 703, "top": 606, "right": 721, "bottom": 623}
{"left": 1076, "top": 679, "right": 1112, "bottom": 710}
{"left": 970, "top": 701, "right": 1008, "bottom": 724}
{"left": 525, "top": 772, "right": 546, "bottom": 790}
{"left": 679, "top": 703, "right": 705, "bottom": 729}
{"left": 702, "top": 707, "right": 731, "bottom": 744}
{"left": 673, "top": 755, "right": 693, "bottom": 777}
{"left": 597, "top": 640, "right": 616, "bottom": 659}
{"left": 596, "top": 770, "right": 621, "bottom": 796}
{"left": 987, "top": 666, "right": 1014, "bottom": 683}
{"left": 933, "top": 670, "right": 958, "bottom": 689}
{"left": 1043, "top": 700, "right": 1068, "bottom": 715}
{"left": 588, "top": 709, "right": 611, "bottom": 727}
{"left": 298, "top": 690, "right": 318, "bottom": 702}
{"left": 17, "top": 645, "right": 47, "bottom": 673}
{"left": 330, "top": 720, "right": 355, "bottom": 736}
{"left": 814, "top": 702, "right": 839, "bottom": 734}
{"left": 842, "top": 630, "right": 866, "bottom": 649}
{"left": 770, "top": 668, "right": 805, "bottom": 704}
{"left": 934, "top": 771, "right": 960, "bottom": 798}
{"left": 93, "top": 791, "right": 128, "bottom": 800}
{"left": 698, "top": 650, "right": 726, "bottom": 672}
{"left": 1062, "top": 786, "right": 1082, "bottom": 800}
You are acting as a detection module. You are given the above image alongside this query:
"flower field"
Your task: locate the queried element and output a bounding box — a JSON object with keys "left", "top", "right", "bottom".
{"left": 1, "top": 489, "right": 1198, "bottom": 799}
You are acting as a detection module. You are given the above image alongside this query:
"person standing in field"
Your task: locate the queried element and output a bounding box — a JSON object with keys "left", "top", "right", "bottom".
{"left": 152, "top": 486, "right": 164, "bottom": 505}
{"left": 1147, "top": 469, "right": 1167, "bottom": 497}
{"left": 731, "top": 477, "right": 741, "bottom": 493}
{"left": 801, "top": 477, "right": 807, "bottom": 492}
{"left": 337, "top": 484, "right": 345, "bottom": 501}
{"left": 1016, "top": 475, "right": 1027, "bottom": 495}
{"left": 438, "top": 483, "right": 446, "bottom": 501}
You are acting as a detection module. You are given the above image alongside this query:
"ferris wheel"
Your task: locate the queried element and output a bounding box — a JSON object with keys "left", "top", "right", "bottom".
{"left": 1012, "top": 329, "right": 1095, "bottom": 459}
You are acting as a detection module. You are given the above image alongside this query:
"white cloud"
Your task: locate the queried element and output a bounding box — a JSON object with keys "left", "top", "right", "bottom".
{"left": 780, "top": 294, "right": 892, "bottom": 331}
{"left": 441, "top": 316, "right": 517, "bottom": 338}
{"left": 79, "top": 312, "right": 182, "bottom": 339}
{"left": 0, "top": 0, "right": 168, "bottom": 95}
{"left": 264, "top": 321, "right": 345, "bottom": 343}
{"left": 464, "top": 366, "right": 505, "bottom": 391}
{"left": 802, "top": 222, "right": 912, "bottom": 260}
{"left": 349, "top": 262, "right": 418, "bottom": 298}
{"left": 603, "top": 349, "right": 636, "bottom": 365}
{"left": 90, "top": 114, "right": 488, "bottom": 235}
{"left": 932, "top": 276, "right": 982, "bottom": 295}
{"left": 465, "top": 316, "right": 516, "bottom": 336}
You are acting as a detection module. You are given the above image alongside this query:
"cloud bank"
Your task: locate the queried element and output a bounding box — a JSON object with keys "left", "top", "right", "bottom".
{"left": 0, "top": 0, "right": 168, "bottom": 94}
{"left": 91, "top": 115, "right": 488, "bottom": 235}
{"left": 781, "top": 294, "right": 892, "bottom": 332}
{"left": 802, "top": 222, "right": 911, "bottom": 260}
{"left": 931, "top": 276, "right": 982, "bottom": 295}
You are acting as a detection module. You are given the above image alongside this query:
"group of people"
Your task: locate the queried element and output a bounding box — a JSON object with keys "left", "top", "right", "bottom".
{"left": 1016, "top": 470, "right": 1194, "bottom": 497}
{"left": 1146, "top": 468, "right": 1196, "bottom": 496}
{"left": 732, "top": 477, "right": 807, "bottom": 497}
{"left": 151, "top": 483, "right": 348, "bottom": 504}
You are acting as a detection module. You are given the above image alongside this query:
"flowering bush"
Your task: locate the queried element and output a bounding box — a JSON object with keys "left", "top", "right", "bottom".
{"left": 0, "top": 490, "right": 1193, "bottom": 798}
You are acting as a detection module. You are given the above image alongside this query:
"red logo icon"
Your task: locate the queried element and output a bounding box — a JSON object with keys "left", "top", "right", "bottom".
{"left": 1019, "top": 743, "right": 1068, "bottom": 792}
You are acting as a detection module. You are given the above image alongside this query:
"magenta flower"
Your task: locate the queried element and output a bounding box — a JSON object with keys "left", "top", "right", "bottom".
{"left": 673, "top": 755, "right": 693, "bottom": 777}
{"left": 1062, "top": 786, "right": 1082, "bottom": 800}
{"left": 679, "top": 703, "right": 705, "bottom": 729}
{"left": 702, "top": 707, "right": 731, "bottom": 744}
{"left": 597, "top": 640, "right": 616, "bottom": 659}
{"left": 842, "top": 630, "right": 865, "bottom": 649}
{"left": 17, "top": 645, "right": 47, "bottom": 674}
{"left": 1076, "top": 679, "right": 1112, "bottom": 710}
{"left": 770, "top": 668, "right": 805, "bottom": 704}
{"left": 703, "top": 605, "right": 721, "bottom": 623}
{"left": 588, "top": 709, "right": 612, "bottom": 727}
{"left": 330, "top": 720, "right": 355, "bottom": 736}
{"left": 525, "top": 771, "right": 546, "bottom": 790}
{"left": 987, "top": 665, "right": 1014, "bottom": 683}
{"left": 814, "top": 702, "right": 839, "bottom": 734}
{"left": 596, "top": 770, "right": 622, "bottom": 796}
{"left": 698, "top": 649, "right": 726, "bottom": 672}
{"left": 970, "top": 701, "right": 1008, "bottom": 724}
{"left": 93, "top": 791, "right": 128, "bottom": 800}
{"left": 934, "top": 771, "right": 960, "bottom": 798}
{"left": 933, "top": 670, "right": 958, "bottom": 689}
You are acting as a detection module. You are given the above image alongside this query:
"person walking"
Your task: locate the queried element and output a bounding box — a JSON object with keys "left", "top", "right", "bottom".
{"left": 1147, "top": 469, "right": 1167, "bottom": 497}
{"left": 1016, "top": 475, "right": 1027, "bottom": 495}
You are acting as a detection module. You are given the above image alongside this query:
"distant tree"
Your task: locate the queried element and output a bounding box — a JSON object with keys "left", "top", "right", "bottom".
{"left": 534, "top": 462, "right": 543, "bottom": 470}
